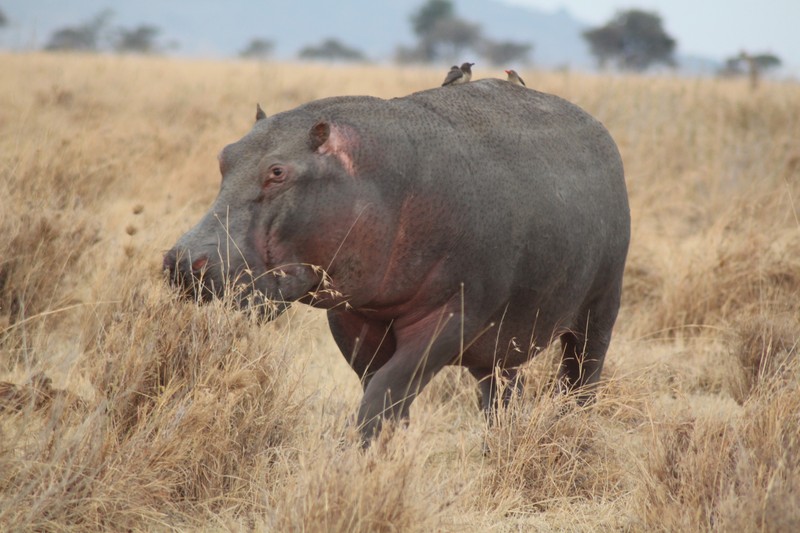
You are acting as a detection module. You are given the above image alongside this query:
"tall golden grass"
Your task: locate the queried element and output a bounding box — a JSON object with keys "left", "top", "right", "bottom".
{"left": 1, "top": 53, "right": 798, "bottom": 532}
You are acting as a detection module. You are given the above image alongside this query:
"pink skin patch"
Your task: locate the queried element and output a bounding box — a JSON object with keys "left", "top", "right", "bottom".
{"left": 191, "top": 256, "right": 208, "bottom": 271}
{"left": 317, "top": 124, "right": 359, "bottom": 176}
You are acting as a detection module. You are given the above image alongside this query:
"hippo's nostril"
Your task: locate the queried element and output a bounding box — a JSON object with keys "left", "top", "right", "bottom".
{"left": 191, "top": 256, "right": 209, "bottom": 272}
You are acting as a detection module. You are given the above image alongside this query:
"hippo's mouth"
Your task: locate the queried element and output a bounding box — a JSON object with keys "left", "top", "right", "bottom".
{"left": 163, "top": 249, "right": 290, "bottom": 321}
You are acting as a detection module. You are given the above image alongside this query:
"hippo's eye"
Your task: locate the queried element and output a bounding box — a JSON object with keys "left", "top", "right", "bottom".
{"left": 265, "top": 165, "right": 286, "bottom": 185}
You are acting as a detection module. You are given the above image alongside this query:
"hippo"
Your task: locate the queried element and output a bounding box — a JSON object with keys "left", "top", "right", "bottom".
{"left": 164, "top": 79, "right": 630, "bottom": 441}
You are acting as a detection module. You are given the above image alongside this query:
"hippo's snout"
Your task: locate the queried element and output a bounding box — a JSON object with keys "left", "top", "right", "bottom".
{"left": 162, "top": 249, "right": 177, "bottom": 273}
{"left": 163, "top": 246, "right": 290, "bottom": 321}
{"left": 163, "top": 247, "right": 217, "bottom": 303}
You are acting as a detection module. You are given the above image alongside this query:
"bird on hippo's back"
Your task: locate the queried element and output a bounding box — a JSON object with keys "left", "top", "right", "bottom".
{"left": 442, "top": 62, "right": 475, "bottom": 86}
{"left": 505, "top": 69, "right": 526, "bottom": 86}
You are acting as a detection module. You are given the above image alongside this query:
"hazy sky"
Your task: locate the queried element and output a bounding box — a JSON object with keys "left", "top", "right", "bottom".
{"left": 3, "top": 0, "right": 798, "bottom": 73}
{"left": 508, "top": 0, "right": 800, "bottom": 68}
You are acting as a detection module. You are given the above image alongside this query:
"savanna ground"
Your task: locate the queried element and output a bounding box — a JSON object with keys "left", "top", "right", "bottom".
{"left": 0, "top": 53, "right": 798, "bottom": 532}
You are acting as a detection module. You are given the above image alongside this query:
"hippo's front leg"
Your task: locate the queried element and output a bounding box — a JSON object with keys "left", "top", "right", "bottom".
{"left": 327, "top": 309, "right": 396, "bottom": 391}
{"left": 356, "top": 306, "right": 469, "bottom": 441}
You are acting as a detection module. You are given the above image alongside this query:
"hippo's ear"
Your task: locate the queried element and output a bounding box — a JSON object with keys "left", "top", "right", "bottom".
{"left": 308, "top": 121, "right": 330, "bottom": 151}
{"left": 255, "top": 103, "right": 267, "bottom": 122}
{"left": 309, "top": 120, "right": 358, "bottom": 176}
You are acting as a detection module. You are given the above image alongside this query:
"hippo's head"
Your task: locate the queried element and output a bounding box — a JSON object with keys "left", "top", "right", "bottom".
{"left": 163, "top": 105, "right": 378, "bottom": 319}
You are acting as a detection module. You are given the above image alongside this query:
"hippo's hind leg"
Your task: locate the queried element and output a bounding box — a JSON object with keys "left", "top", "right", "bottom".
{"left": 469, "top": 367, "right": 524, "bottom": 419}
{"left": 327, "top": 309, "right": 395, "bottom": 391}
{"left": 558, "top": 285, "right": 621, "bottom": 402}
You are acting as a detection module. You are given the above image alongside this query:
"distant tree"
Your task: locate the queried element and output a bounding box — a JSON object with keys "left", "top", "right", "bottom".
{"left": 240, "top": 38, "right": 274, "bottom": 60}
{"left": 480, "top": 39, "right": 532, "bottom": 66}
{"left": 583, "top": 9, "right": 675, "bottom": 71}
{"left": 720, "top": 51, "right": 782, "bottom": 90}
{"left": 114, "top": 24, "right": 162, "bottom": 54}
{"left": 405, "top": 0, "right": 530, "bottom": 66}
{"left": 408, "top": 0, "right": 483, "bottom": 62}
{"left": 0, "top": 7, "right": 8, "bottom": 28}
{"left": 582, "top": 23, "right": 618, "bottom": 69}
{"left": 429, "top": 18, "right": 481, "bottom": 61}
{"left": 411, "top": 0, "right": 454, "bottom": 39}
{"left": 410, "top": 0, "right": 455, "bottom": 61}
{"left": 298, "top": 38, "right": 366, "bottom": 62}
{"left": 46, "top": 27, "right": 96, "bottom": 51}
{"left": 721, "top": 53, "right": 781, "bottom": 75}
{"left": 745, "top": 52, "right": 781, "bottom": 71}
{"left": 45, "top": 10, "right": 113, "bottom": 52}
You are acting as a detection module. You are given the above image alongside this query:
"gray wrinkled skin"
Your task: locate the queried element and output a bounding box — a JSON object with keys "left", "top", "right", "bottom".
{"left": 164, "top": 79, "right": 631, "bottom": 442}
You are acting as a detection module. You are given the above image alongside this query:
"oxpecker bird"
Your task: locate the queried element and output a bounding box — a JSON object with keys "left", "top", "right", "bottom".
{"left": 459, "top": 62, "right": 475, "bottom": 82}
{"left": 505, "top": 69, "right": 526, "bottom": 86}
{"left": 442, "top": 62, "right": 475, "bottom": 86}
{"left": 441, "top": 65, "right": 463, "bottom": 86}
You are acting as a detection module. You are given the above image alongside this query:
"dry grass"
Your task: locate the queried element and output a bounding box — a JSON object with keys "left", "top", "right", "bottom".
{"left": 1, "top": 52, "right": 798, "bottom": 531}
